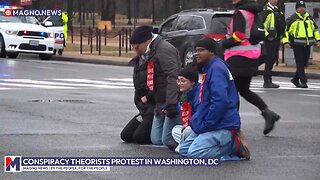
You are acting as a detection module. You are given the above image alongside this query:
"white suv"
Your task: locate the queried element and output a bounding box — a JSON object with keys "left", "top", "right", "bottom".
{"left": 0, "top": 10, "right": 55, "bottom": 60}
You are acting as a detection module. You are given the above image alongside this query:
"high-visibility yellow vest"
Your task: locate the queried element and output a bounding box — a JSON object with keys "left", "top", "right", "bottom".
{"left": 264, "top": 6, "right": 276, "bottom": 32}
{"left": 62, "top": 12, "right": 68, "bottom": 41}
{"left": 261, "top": 4, "right": 285, "bottom": 40}
{"left": 283, "top": 12, "right": 320, "bottom": 46}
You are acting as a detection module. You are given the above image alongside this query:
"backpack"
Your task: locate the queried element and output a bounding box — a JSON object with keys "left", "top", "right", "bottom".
{"left": 238, "top": 10, "right": 266, "bottom": 45}
{"left": 274, "top": 9, "right": 286, "bottom": 36}
{"left": 249, "top": 13, "right": 266, "bottom": 45}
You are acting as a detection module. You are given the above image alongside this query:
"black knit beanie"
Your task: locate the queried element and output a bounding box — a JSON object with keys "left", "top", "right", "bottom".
{"left": 195, "top": 38, "right": 217, "bottom": 54}
{"left": 130, "top": 25, "right": 153, "bottom": 44}
{"left": 179, "top": 66, "right": 199, "bottom": 83}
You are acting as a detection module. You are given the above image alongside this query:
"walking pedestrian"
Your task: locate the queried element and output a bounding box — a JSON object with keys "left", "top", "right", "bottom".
{"left": 260, "top": 0, "right": 286, "bottom": 88}
{"left": 222, "top": 0, "right": 280, "bottom": 135}
{"left": 283, "top": 0, "right": 320, "bottom": 88}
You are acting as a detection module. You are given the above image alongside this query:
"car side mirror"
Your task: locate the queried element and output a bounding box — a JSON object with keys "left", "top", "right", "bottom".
{"left": 44, "top": 21, "right": 53, "bottom": 27}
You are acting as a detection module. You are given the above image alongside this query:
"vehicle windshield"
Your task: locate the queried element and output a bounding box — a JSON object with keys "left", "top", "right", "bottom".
{"left": 0, "top": 11, "right": 23, "bottom": 23}
{"left": 45, "top": 15, "right": 63, "bottom": 26}
{"left": 210, "top": 15, "right": 232, "bottom": 34}
{"left": 18, "top": 16, "right": 39, "bottom": 24}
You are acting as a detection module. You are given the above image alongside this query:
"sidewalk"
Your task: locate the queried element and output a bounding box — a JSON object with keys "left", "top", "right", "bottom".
{"left": 52, "top": 51, "right": 320, "bottom": 79}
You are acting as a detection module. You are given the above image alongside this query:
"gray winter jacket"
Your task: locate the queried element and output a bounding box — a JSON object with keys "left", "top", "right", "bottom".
{"left": 147, "top": 35, "right": 181, "bottom": 115}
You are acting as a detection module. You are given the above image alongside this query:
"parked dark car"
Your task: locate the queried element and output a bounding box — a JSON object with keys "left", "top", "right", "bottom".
{"left": 158, "top": 9, "right": 234, "bottom": 65}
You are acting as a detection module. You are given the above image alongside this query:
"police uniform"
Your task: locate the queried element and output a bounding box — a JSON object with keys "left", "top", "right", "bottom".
{"left": 62, "top": 12, "right": 68, "bottom": 47}
{"left": 283, "top": 1, "right": 320, "bottom": 88}
{"left": 260, "top": 1, "right": 286, "bottom": 88}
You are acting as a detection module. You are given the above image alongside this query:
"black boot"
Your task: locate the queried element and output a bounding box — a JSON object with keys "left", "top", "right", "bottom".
{"left": 300, "top": 83, "right": 308, "bottom": 88}
{"left": 166, "top": 140, "right": 178, "bottom": 152}
{"left": 263, "top": 79, "right": 280, "bottom": 88}
{"left": 291, "top": 79, "right": 301, "bottom": 88}
{"left": 262, "top": 108, "right": 280, "bottom": 135}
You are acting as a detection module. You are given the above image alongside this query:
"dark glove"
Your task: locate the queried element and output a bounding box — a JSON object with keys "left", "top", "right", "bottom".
{"left": 165, "top": 104, "right": 179, "bottom": 119}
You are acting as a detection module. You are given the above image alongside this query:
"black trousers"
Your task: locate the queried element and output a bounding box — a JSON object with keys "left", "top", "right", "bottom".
{"left": 264, "top": 38, "right": 280, "bottom": 81}
{"left": 292, "top": 45, "right": 311, "bottom": 84}
{"left": 120, "top": 109, "right": 154, "bottom": 144}
{"left": 233, "top": 76, "right": 268, "bottom": 111}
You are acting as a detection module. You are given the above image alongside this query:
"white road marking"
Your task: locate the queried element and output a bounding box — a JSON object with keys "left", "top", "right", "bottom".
{"left": 0, "top": 87, "right": 15, "bottom": 90}
{"left": 105, "top": 78, "right": 133, "bottom": 82}
{"left": 53, "top": 79, "right": 133, "bottom": 86}
{"left": 34, "top": 66, "right": 77, "bottom": 71}
{"left": 299, "top": 94, "right": 320, "bottom": 97}
{"left": 0, "top": 78, "right": 134, "bottom": 90}
{"left": 0, "top": 82, "right": 76, "bottom": 89}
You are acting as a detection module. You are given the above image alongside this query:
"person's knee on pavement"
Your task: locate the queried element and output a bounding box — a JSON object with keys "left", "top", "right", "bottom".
{"left": 150, "top": 134, "right": 162, "bottom": 145}
{"left": 162, "top": 136, "right": 171, "bottom": 146}
{"left": 120, "top": 130, "right": 133, "bottom": 143}
{"left": 132, "top": 131, "right": 151, "bottom": 144}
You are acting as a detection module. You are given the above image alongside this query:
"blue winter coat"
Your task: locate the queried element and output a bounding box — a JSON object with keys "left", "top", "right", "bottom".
{"left": 190, "top": 56, "right": 241, "bottom": 134}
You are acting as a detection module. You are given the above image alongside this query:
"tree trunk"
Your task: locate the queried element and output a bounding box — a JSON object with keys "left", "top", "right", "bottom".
{"left": 77, "top": 0, "right": 81, "bottom": 23}
{"left": 67, "top": 0, "right": 73, "bottom": 27}
{"left": 82, "top": 0, "right": 86, "bottom": 25}
{"left": 101, "top": 0, "right": 116, "bottom": 25}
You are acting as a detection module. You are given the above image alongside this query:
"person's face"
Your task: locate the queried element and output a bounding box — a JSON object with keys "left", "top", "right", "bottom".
{"left": 131, "top": 40, "right": 151, "bottom": 56}
{"left": 177, "top": 76, "right": 195, "bottom": 92}
{"left": 193, "top": 47, "right": 214, "bottom": 67}
{"left": 297, "top": 6, "right": 306, "bottom": 14}
{"left": 269, "top": 0, "right": 278, "bottom": 6}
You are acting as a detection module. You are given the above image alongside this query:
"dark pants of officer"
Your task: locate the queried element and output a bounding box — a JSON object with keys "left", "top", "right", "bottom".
{"left": 264, "top": 38, "right": 280, "bottom": 82}
{"left": 292, "top": 45, "right": 311, "bottom": 84}
{"left": 120, "top": 106, "right": 154, "bottom": 144}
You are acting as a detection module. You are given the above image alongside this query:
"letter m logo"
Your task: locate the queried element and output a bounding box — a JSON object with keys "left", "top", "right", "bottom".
{"left": 4, "top": 156, "right": 21, "bottom": 172}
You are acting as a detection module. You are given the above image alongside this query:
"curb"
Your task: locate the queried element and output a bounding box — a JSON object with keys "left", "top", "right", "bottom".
{"left": 53, "top": 55, "right": 320, "bottom": 79}
{"left": 52, "top": 56, "right": 130, "bottom": 67}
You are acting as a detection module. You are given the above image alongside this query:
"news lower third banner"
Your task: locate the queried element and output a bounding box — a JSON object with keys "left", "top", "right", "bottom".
{"left": 5, "top": 156, "right": 220, "bottom": 172}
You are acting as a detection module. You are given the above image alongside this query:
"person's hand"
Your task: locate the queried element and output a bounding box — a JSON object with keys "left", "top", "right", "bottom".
{"left": 316, "top": 41, "right": 320, "bottom": 47}
{"left": 284, "top": 43, "right": 291, "bottom": 48}
{"left": 165, "top": 104, "right": 179, "bottom": 119}
{"left": 140, "top": 96, "right": 147, "bottom": 103}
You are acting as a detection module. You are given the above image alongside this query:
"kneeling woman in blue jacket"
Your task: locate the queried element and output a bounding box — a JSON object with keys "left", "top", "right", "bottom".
{"left": 171, "top": 66, "right": 201, "bottom": 153}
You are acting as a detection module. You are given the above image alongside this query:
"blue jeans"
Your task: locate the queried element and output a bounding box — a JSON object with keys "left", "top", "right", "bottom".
{"left": 150, "top": 115, "right": 180, "bottom": 146}
{"left": 179, "top": 129, "right": 235, "bottom": 158}
{"left": 172, "top": 125, "right": 193, "bottom": 153}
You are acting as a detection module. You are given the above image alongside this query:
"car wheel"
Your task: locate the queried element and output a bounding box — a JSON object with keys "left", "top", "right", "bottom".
{"left": 7, "top": 53, "right": 19, "bottom": 59}
{"left": 0, "top": 35, "right": 6, "bottom": 58}
{"left": 183, "top": 47, "right": 194, "bottom": 67}
{"left": 39, "top": 54, "right": 52, "bottom": 60}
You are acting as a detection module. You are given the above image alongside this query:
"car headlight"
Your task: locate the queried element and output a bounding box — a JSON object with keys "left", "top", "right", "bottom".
{"left": 47, "top": 32, "right": 54, "bottom": 38}
{"left": 5, "top": 30, "right": 19, "bottom": 35}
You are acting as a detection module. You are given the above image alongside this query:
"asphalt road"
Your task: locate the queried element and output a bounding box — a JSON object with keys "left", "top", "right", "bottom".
{"left": 1, "top": 56, "right": 320, "bottom": 180}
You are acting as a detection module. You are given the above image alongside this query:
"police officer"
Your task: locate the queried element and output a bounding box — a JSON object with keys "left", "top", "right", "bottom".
{"left": 62, "top": 12, "right": 68, "bottom": 47}
{"left": 283, "top": 0, "right": 320, "bottom": 88}
{"left": 260, "top": 0, "right": 286, "bottom": 88}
